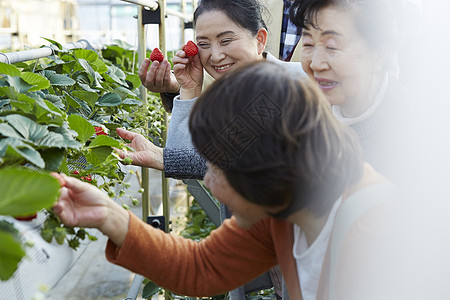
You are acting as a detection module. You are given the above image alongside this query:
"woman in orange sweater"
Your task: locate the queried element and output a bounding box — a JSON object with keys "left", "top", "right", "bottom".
{"left": 52, "top": 62, "right": 400, "bottom": 299}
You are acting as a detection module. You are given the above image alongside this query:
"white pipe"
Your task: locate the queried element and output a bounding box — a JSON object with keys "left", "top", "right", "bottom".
{"left": 166, "top": 8, "right": 193, "bottom": 22}
{"left": 120, "top": 0, "right": 158, "bottom": 10}
{"left": 0, "top": 40, "right": 90, "bottom": 64}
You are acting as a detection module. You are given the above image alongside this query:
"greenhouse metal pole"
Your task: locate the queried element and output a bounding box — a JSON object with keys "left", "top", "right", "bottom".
{"left": 180, "top": 0, "right": 186, "bottom": 45}
{"left": 159, "top": 0, "right": 171, "bottom": 236}
{"left": 121, "top": 0, "right": 158, "bottom": 10}
{"left": 137, "top": 7, "right": 151, "bottom": 221}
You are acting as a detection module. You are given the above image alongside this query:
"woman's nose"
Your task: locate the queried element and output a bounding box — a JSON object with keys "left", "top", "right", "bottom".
{"left": 310, "top": 48, "right": 330, "bottom": 72}
{"left": 210, "top": 45, "right": 226, "bottom": 62}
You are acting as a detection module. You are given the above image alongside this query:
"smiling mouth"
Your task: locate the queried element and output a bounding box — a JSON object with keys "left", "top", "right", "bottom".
{"left": 316, "top": 79, "right": 338, "bottom": 90}
{"left": 214, "top": 64, "right": 233, "bottom": 71}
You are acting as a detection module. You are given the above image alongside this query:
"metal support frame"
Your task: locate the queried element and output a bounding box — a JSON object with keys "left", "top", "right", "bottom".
{"left": 184, "top": 179, "right": 221, "bottom": 227}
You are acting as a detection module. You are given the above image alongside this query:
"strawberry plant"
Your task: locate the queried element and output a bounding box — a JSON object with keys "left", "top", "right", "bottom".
{"left": 0, "top": 39, "right": 165, "bottom": 281}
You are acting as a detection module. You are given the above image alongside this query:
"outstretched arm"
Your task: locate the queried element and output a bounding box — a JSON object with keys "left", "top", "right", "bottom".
{"left": 51, "top": 172, "right": 129, "bottom": 247}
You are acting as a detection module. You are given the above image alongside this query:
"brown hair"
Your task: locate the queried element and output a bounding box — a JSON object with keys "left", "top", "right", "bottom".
{"left": 189, "top": 61, "right": 363, "bottom": 217}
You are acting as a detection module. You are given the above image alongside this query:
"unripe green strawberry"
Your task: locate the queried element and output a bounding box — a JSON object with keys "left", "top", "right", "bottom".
{"left": 150, "top": 48, "right": 164, "bottom": 62}
{"left": 184, "top": 40, "right": 198, "bottom": 57}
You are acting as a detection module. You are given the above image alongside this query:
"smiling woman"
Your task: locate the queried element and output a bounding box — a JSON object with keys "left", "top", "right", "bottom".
{"left": 291, "top": 0, "right": 411, "bottom": 181}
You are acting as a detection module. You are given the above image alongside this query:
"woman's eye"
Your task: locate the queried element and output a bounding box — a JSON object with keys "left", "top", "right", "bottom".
{"left": 221, "top": 39, "right": 232, "bottom": 46}
{"left": 198, "top": 43, "right": 210, "bottom": 48}
{"left": 326, "top": 46, "right": 338, "bottom": 51}
{"left": 302, "top": 43, "right": 313, "bottom": 48}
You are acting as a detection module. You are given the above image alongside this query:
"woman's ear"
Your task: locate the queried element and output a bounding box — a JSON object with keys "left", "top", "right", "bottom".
{"left": 256, "top": 28, "right": 268, "bottom": 54}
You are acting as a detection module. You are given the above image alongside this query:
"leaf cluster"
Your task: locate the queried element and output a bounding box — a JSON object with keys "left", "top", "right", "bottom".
{"left": 0, "top": 39, "right": 165, "bottom": 281}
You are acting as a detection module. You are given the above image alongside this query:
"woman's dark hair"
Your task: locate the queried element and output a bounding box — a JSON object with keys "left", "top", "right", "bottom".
{"left": 290, "top": 0, "right": 403, "bottom": 50}
{"left": 189, "top": 62, "right": 364, "bottom": 218}
{"left": 193, "top": 0, "right": 267, "bottom": 36}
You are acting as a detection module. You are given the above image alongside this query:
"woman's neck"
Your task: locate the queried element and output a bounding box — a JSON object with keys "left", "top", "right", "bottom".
{"left": 289, "top": 209, "right": 329, "bottom": 246}
{"left": 341, "top": 74, "right": 385, "bottom": 118}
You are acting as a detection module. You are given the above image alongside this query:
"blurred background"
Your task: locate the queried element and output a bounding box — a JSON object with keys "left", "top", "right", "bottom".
{"left": 0, "top": 0, "right": 194, "bottom": 52}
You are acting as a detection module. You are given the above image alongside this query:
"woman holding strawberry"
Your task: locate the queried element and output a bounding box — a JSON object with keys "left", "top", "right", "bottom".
{"left": 116, "top": 0, "right": 306, "bottom": 178}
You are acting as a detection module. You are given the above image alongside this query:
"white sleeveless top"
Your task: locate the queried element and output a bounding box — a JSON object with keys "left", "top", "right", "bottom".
{"left": 293, "top": 196, "right": 343, "bottom": 300}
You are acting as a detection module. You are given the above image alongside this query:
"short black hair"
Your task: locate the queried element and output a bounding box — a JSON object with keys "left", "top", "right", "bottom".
{"left": 189, "top": 61, "right": 364, "bottom": 218}
{"left": 194, "top": 0, "right": 267, "bottom": 36}
{"left": 290, "top": 0, "right": 404, "bottom": 50}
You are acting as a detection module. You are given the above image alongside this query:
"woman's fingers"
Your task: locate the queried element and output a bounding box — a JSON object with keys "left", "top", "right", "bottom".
{"left": 116, "top": 128, "right": 138, "bottom": 141}
{"left": 138, "top": 58, "right": 151, "bottom": 82}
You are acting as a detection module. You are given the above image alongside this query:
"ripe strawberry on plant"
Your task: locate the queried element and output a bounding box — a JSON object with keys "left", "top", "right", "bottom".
{"left": 184, "top": 40, "right": 198, "bottom": 57}
{"left": 150, "top": 48, "right": 164, "bottom": 62}
{"left": 94, "top": 126, "right": 107, "bottom": 136}
{"left": 81, "top": 174, "right": 92, "bottom": 182}
{"left": 15, "top": 213, "right": 37, "bottom": 221}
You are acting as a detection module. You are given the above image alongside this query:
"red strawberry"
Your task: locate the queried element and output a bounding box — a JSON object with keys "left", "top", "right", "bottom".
{"left": 184, "top": 41, "right": 198, "bottom": 57}
{"left": 94, "top": 126, "right": 107, "bottom": 136}
{"left": 150, "top": 48, "right": 164, "bottom": 62}
{"left": 15, "top": 213, "right": 37, "bottom": 221}
{"left": 81, "top": 175, "right": 92, "bottom": 182}
{"left": 71, "top": 170, "right": 80, "bottom": 175}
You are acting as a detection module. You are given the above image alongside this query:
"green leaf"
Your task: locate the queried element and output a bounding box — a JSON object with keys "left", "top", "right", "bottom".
{"left": 0, "top": 168, "right": 60, "bottom": 216}
{"left": 36, "top": 131, "right": 75, "bottom": 149}
{"left": 0, "top": 99, "right": 10, "bottom": 109}
{"left": 96, "top": 92, "right": 122, "bottom": 107}
{"left": 21, "top": 72, "right": 51, "bottom": 91}
{"left": 0, "top": 86, "right": 18, "bottom": 99}
{"left": 64, "top": 91, "right": 80, "bottom": 109}
{"left": 0, "top": 62, "right": 21, "bottom": 77}
{"left": 0, "top": 138, "right": 46, "bottom": 168}
{"left": 68, "top": 114, "right": 95, "bottom": 144}
{"left": 47, "top": 124, "right": 82, "bottom": 150}
{"left": 78, "top": 59, "right": 96, "bottom": 84}
{"left": 8, "top": 76, "right": 33, "bottom": 94}
{"left": 74, "top": 49, "right": 98, "bottom": 62}
{"left": 72, "top": 90, "right": 99, "bottom": 108}
{"left": 38, "top": 99, "right": 65, "bottom": 126}
{"left": 77, "top": 82, "right": 100, "bottom": 93}
{"left": 114, "top": 86, "right": 137, "bottom": 100}
{"left": 64, "top": 91, "right": 92, "bottom": 115}
{"left": 42, "top": 37, "right": 63, "bottom": 50}
{"left": 49, "top": 74, "right": 76, "bottom": 86}
{"left": 91, "top": 59, "right": 108, "bottom": 74}
{"left": 40, "top": 148, "right": 65, "bottom": 171}
{"left": 105, "top": 65, "right": 126, "bottom": 85}
{"left": 11, "top": 93, "right": 35, "bottom": 114}
{"left": 142, "top": 281, "right": 162, "bottom": 299}
{"left": 125, "top": 73, "right": 141, "bottom": 90}
{"left": 86, "top": 146, "right": 112, "bottom": 165}
{"left": 88, "top": 135, "right": 120, "bottom": 148}
{"left": 0, "top": 123, "right": 22, "bottom": 139}
{"left": 43, "top": 94, "right": 64, "bottom": 110}
{"left": 5, "top": 114, "right": 48, "bottom": 140}
{"left": 123, "top": 98, "right": 142, "bottom": 106}
{"left": 0, "top": 231, "right": 26, "bottom": 281}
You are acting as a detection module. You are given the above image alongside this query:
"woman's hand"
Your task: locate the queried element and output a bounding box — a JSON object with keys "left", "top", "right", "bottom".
{"left": 51, "top": 173, "right": 130, "bottom": 247}
{"left": 139, "top": 58, "right": 180, "bottom": 94}
{"left": 115, "top": 128, "right": 164, "bottom": 171}
{"left": 172, "top": 44, "right": 204, "bottom": 100}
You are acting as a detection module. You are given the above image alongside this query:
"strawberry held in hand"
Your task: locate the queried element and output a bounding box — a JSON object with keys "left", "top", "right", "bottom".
{"left": 184, "top": 41, "right": 198, "bottom": 57}
{"left": 150, "top": 48, "right": 164, "bottom": 62}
